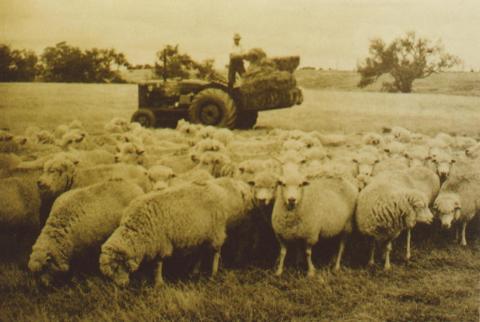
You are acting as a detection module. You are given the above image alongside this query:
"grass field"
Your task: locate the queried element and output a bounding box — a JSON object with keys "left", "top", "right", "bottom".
{"left": 0, "top": 83, "right": 479, "bottom": 321}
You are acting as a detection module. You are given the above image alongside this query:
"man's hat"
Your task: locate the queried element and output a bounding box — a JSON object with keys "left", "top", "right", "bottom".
{"left": 233, "top": 33, "right": 241, "bottom": 40}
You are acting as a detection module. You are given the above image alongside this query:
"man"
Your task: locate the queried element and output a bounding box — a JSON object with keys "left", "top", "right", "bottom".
{"left": 228, "top": 33, "right": 246, "bottom": 88}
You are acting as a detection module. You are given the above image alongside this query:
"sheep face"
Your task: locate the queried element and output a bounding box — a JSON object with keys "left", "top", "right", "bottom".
{"left": 352, "top": 154, "right": 380, "bottom": 177}
{"left": 433, "top": 194, "right": 461, "bottom": 229}
{"left": 37, "top": 157, "right": 77, "bottom": 196}
{"left": 114, "top": 143, "right": 145, "bottom": 165}
{"left": 59, "top": 129, "right": 87, "bottom": 148}
{"left": 28, "top": 249, "right": 69, "bottom": 286}
{"left": 249, "top": 172, "right": 278, "bottom": 207}
{"left": 277, "top": 171, "right": 309, "bottom": 211}
{"left": 279, "top": 150, "right": 307, "bottom": 165}
{"left": 429, "top": 152, "right": 455, "bottom": 180}
{"left": 99, "top": 245, "right": 140, "bottom": 287}
{"left": 148, "top": 165, "right": 175, "bottom": 183}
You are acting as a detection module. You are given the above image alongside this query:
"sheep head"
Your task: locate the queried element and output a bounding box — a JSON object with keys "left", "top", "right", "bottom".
{"left": 433, "top": 193, "right": 462, "bottom": 229}
{"left": 37, "top": 155, "right": 78, "bottom": 197}
{"left": 277, "top": 165, "right": 309, "bottom": 211}
{"left": 248, "top": 171, "right": 278, "bottom": 207}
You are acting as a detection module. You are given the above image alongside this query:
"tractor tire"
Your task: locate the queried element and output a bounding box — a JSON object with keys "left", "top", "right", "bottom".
{"left": 236, "top": 111, "right": 258, "bottom": 129}
{"left": 131, "top": 109, "right": 156, "bottom": 128}
{"left": 188, "top": 88, "right": 237, "bottom": 129}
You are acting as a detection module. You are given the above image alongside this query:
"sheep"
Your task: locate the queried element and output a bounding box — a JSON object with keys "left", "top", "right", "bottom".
{"left": 313, "top": 133, "right": 347, "bottom": 147}
{"left": 454, "top": 136, "right": 477, "bottom": 151}
{"left": 432, "top": 170, "right": 480, "bottom": 246}
{"left": 0, "top": 131, "right": 28, "bottom": 153}
{"left": 147, "top": 165, "right": 176, "bottom": 190}
{"left": 114, "top": 142, "right": 146, "bottom": 165}
{"left": 404, "top": 145, "right": 430, "bottom": 167}
{"left": 465, "top": 142, "right": 480, "bottom": 159}
{"left": 272, "top": 163, "right": 358, "bottom": 276}
{"left": 383, "top": 141, "right": 406, "bottom": 158}
{"left": 355, "top": 166, "right": 439, "bottom": 269}
{"left": 0, "top": 176, "right": 41, "bottom": 230}
{"left": 37, "top": 156, "right": 152, "bottom": 199}
{"left": 104, "top": 117, "right": 131, "bottom": 133}
{"left": 391, "top": 126, "right": 411, "bottom": 143}
{"left": 248, "top": 170, "right": 278, "bottom": 207}
{"left": 303, "top": 146, "right": 328, "bottom": 162}
{"left": 28, "top": 178, "right": 145, "bottom": 285}
{"left": 362, "top": 132, "right": 383, "bottom": 146}
{"left": 282, "top": 139, "right": 306, "bottom": 152}
{"left": 371, "top": 157, "right": 409, "bottom": 177}
{"left": 352, "top": 147, "right": 381, "bottom": 177}
{"left": 428, "top": 149, "right": 456, "bottom": 180}
{"left": 99, "top": 177, "right": 255, "bottom": 287}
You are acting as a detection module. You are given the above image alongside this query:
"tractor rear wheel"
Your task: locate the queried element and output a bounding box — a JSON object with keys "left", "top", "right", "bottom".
{"left": 236, "top": 111, "right": 258, "bottom": 129}
{"left": 131, "top": 109, "right": 156, "bottom": 128}
{"left": 188, "top": 88, "right": 237, "bottom": 129}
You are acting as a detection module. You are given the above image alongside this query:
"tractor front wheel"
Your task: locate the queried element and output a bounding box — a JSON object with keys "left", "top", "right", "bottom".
{"left": 131, "top": 109, "right": 156, "bottom": 128}
{"left": 188, "top": 88, "right": 237, "bottom": 129}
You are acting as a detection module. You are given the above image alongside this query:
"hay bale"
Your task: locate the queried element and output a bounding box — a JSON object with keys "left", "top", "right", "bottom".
{"left": 271, "top": 56, "right": 300, "bottom": 72}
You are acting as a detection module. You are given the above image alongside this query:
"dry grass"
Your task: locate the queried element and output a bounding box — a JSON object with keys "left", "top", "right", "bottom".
{"left": 0, "top": 83, "right": 479, "bottom": 321}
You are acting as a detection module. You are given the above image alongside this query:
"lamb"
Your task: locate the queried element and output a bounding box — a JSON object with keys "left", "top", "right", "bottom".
{"left": 272, "top": 163, "right": 358, "bottom": 276}
{"left": 355, "top": 166, "right": 439, "bottom": 270}
{"left": 28, "top": 178, "right": 145, "bottom": 285}
{"left": 432, "top": 170, "right": 480, "bottom": 246}
{"left": 0, "top": 176, "right": 41, "bottom": 230}
{"left": 99, "top": 177, "right": 255, "bottom": 287}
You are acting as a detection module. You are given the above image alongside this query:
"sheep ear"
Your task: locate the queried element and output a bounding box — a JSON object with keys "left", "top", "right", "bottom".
{"left": 301, "top": 180, "right": 310, "bottom": 187}
{"left": 238, "top": 167, "right": 245, "bottom": 173}
{"left": 451, "top": 159, "right": 456, "bottom": 164}
{"left": 247, "top": 180, "right": 255, "bottom": 186}
{"left": 352, "top": 158, "right": 358, "bottom": 163}
{"left": 136, "top": 150, "right": 144, "bottom": 155}
{"left": 374, "top": 159, "right": 380, "bottom": 164}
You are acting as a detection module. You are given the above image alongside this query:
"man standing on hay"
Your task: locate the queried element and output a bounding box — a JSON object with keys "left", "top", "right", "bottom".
{"left": 228, "top": 33, "right": 246, "bottom": 88}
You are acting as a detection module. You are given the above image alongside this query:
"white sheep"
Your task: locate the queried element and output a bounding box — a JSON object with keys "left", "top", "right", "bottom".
{"left": 104, "top": 117, "right": 131, "bottom": 133}
{"left": 362, "top": 132, "right": 383, "bottom": 146}
{"left": 465, "top": 142, "right": 480, "bottom": 159}
{"left": 248, "top": 170, "right": 278, "bottom": 207}
{"left": 272, "top": 163, "right": 358, "bottom": 276}
{"left": 352, "top": 147, "right": 381, "bottom": 177}
{"left": 404, "top": 145, "right": 430, "bottom": 167}
{"left": 29, "top": 178, "right": 145, "bottom": 285}
{"left": 99, "top": 177, "right": 255, "bottom": 287}
{"left": 37, "top": 156, "right": 152, "bottom": 199}
{"left": 428, "top": 149, "right": 456, "bottom": 180}
{"left": 355, "top": 166, "right": 439, "bottom": 270}
{"left": 432, "top": 170, "right": 480, "bottom": 246}
{"left": 391, "top": 126, "right": 411, "bottom": 143}
{"left": 453, "top": 136, "right": 477, "bottom": 151}
{"left": 383, "top": 141, "right": 406, "bottom": 158}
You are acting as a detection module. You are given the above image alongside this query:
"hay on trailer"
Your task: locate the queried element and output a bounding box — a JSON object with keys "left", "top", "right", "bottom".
{"left": 271, "top": 56, "right": 300, "bottom": 73}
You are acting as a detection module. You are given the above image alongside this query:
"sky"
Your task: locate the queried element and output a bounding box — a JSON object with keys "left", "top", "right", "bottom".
{"left": 1, "top": 0, "right": 479, "bottom": 70}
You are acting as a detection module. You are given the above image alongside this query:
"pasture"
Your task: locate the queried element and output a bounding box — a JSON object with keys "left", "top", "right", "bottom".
{"left": 0, "top": 83, "right": 479, "bottom": 322}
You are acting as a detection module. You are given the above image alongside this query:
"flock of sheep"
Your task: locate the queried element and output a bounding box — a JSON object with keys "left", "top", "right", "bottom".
{"left": 1, "top": 118, "right": 480, "bottom": 287}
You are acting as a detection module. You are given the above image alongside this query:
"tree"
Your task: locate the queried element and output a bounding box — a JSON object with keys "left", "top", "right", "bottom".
{"left": 155, "top": 45, "right": 194, "bottom": 81}
{"left": 192, "top": 59, "right": 225, "bottom": 82}
{"left": 0, "top": 44, "right": 38, "bottom": 82}
{"left": 40, "top": 42, "right": 130, "bottom": 83}
{"left": 357, "top": 32, "right": 461, "bottom": 93}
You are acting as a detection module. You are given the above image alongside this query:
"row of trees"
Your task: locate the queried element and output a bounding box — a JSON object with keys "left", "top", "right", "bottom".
{"left": 0, "top": 42, "right": 221, "bottom": 83}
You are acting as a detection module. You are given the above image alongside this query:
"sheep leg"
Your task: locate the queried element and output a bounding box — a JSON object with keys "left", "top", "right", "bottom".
{"left": 460, "top": 221, "right": 468, "bottom": 246}
{"left": 405, "top": 228, "right": 411, "bottom": 261}
{"left": 211, "top": 250, "right": 221, "bottom": 277}
{"left": 275, "top": 241, "right": 287, "bottom": 276}
{"left": 306, "top": 245, "right": 315, "bottom": 277}
{"left": 334, "top": 235, "right": 346, "bottom": 271}
{"left": 368, "top": 239, "right": 376, "bottom": 266}
{"left": 154, "top": 260, "right": 164, "bottom": 287}
{"left": 384, "top": 241, "right": 392, "bottom": 271}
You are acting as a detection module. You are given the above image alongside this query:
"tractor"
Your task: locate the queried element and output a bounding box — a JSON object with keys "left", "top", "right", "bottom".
{"left": 131, "top": 78, "right": 303, "bottom": 129}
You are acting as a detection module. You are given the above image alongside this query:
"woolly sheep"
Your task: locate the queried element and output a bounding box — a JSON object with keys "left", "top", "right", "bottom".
{"left": 432, "top": 170, "right": 480, "bottom": 246}
{"left": 383, "top": 141, "right": 406, "bottom": 158}
{"left": 282, "top": 139, "right": 306, "bottom": 152}
{"left": 404, "top": 145, "right": 430, "bottom": 167}
{"left": 465, "top": 142, "right": 480, "bottom": 159}
{"left": 355, "top": 166, "right": 439, "bottom": 269}
{"left": 428, "top": 149, "right": 456, "bottom": 180}
{"left": 29, "top": 178, "right": 145, "bottom": 285}
{"left": 114, "top": 142, "right": 146, "bottom": 165}
{"left": 352, "top": 147, "right": 381, "bottom": 177}
{"left": 104, "top": 117, "right": 131, "bottom": 133}
{"left": 37, "top": 157, "right": 152, "bottom": 199}
{"left": 454, "top": 136, "right": 477, "bottom": 151}
{"left": 391, "top": 126, "right": 411, "bottom": 143}
{"left": 272, "top": 164, "right": 358, "bottom": 276}
{"left": 247, "top": 170, "right": 278, "bottom": 207}
{"left": 371, "top": 157, "right": 409, "bottom": 177}
{"left": 99, "top": 177, "right": 255, "bottom": 286}
{"left": 362, "top": 132, "right": 383, "bottom": 146}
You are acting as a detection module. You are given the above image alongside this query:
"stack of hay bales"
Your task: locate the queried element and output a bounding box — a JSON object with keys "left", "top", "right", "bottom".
{"left": 240, "top": 48, "right": 301, "bottom": 109}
